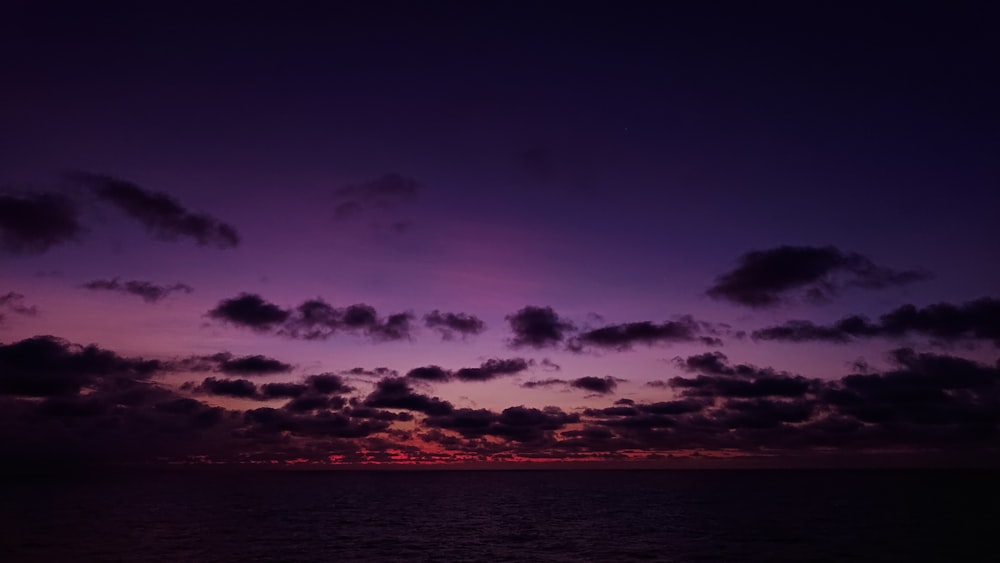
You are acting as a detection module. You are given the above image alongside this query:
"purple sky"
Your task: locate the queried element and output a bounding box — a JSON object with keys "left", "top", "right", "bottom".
{"left": 1, "top": 2, "right": 998, "bottom": 468}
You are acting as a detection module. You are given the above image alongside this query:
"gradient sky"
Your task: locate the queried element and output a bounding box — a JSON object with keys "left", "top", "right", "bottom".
{"left": 1, "top": 1, "right": 998, "bottom": 468}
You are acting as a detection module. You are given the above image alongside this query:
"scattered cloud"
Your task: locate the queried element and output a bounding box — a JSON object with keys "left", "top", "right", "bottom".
{"left": 506, "top": 306, "right": 575, "bottom": 348}
{"left": 219, "top": 354, "right": 293, "bottom": 376}
{"left": 363, "top": 377, "right": 454, "bottom": 415}
{"left": 570, "top": 316, "right": 724, "bottom": 351}
{"left": 73, "top": 172, "right": 240, "bottom": 248}
{"left": 423, "top": 310, "right": 486, "bottom": 340}
{"left": 753, "top": 297, "right": 1000, "bottom": 346}
{"left": 207, "top": 293, "right": 414, "bottom": 342}
{"left": 570, "top": 375, "right": 620, "bottom": 394}
{"left": 207, "top": 293, "right": 290, "bottom": 331}
{"left": 0, "top": 192, "right": 82, "bottom": 254}
{"left": 405, "top": 365, "right": 452, "bottom": 382}
{"left": 81, "top": 278, "right": 193, "bottom": 303}
{"left": 707, "top": 245, "right": 928, "bottom": 308}
{"left": 455, "top": 358, "right": 532, "bottom": 382}
{"left": 171, "top": 352, "right": 292, "bottom": 376}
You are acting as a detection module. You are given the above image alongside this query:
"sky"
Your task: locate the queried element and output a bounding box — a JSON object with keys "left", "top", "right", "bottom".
{"left": 1, "top": 1, "right": 998, "bottom": 469}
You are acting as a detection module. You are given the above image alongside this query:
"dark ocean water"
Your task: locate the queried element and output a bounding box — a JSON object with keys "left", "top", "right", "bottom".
{"left": 0, "top": 469, "right": 996, "bottom": 562}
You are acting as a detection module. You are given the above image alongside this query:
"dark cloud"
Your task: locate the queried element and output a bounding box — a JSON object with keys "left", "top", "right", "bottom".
{"left": 193, "top": 377, "right": 258, "bottom": 399}
{"left": 715, "top": 398, "right": 816, "bottom": 429}
{"left": 0, "top": 335, "right": 161, "bottom": 397}
{"left": 0, "top": 292, "right": 39, "bottom": 323}
{"left": 669, "top": 353, "right": 815, "bottom": 398}
{"left": 423, "top": 310, "right": 486, "bottom": 340}
{"left": 521, "top": 378, "right": 568, "bottom": 389}
{"left": 208, "top": 293, "right": 291, "bottom": 331}
{"left": 74, "top": 172, "right": 240, "bottom": 248}
{"left": 259, "top": 382, "right": 309, "bottom": 399}
{"left": 283, "top": 394, "right": 347, "bottom": 413}
{"left": 219, "top": 354, "right": 292, "bottom": 376}
{"left": 405, "top": 365, "right": 452, "bottom": 382}
{"left": 455, "top": 358, "right": 532, "bottom": 382}
{"left": 425, "top": 405, "right": 579, "bottom": 442}
{"left": 707, "top": 245, "right": 928, "bottom": 308}
{"left": 341, "top": 366, "right": 398, "bottom": 378}
{"left": 570, "top": 376, "right": 620, "bottom": 394}
{"left": 188, "top": 372, "right": 351, "bottom": 405}
{"left": 506, "top": 306, "right": 575, "bottom": 348}
{"left": 282, "top": 299, "right": 414, "bottom": 341}
{"left": 753, "top": 298, "right": 1000, "bottom": 345}
{"left": 363, "top": 377, "right": 454, "bottom": 415}
{"left": 81, "top": 278, "right": 193, "bottom": 303}
{"left": 210, "top": 295, "right": 415, "bottom": 342}
{"left": 570, "top": 316, "right": 721, "bottom": 351}
{"left": 0, "top": 192, "right": 82, "bottom": 254}
{"left": 243, "top": 407, "right": 389, "bottom": 438}
{"left": 304, "top": 373, "right": 353, "bottom": 395}
{"left": 169, "top": 352, "right": 292, "bottom": 377}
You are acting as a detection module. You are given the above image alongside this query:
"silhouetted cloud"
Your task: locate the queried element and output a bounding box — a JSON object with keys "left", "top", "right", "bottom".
{"left": 570, "top": 317, "right": 722, "bottom": 351}
{"left": 219, "top": 354, "right": 292, "bottom": 376}
{"left": 341, "top": 367, "right": 398, "bottom": 378}
{"left": 303, "top": 373, "right": 353, "bottom": 394}
{"left": 259, "top": 382, "right": 308, "bottom": 399}
{"left": 707, "top": 245, "right": 928, "bottom": 308}
{"left": 209, "top": 294, "right": 415, "bottom": 342}
{"left": 507, "top": 306, "right": 575, "bottom": 348}
{"left": 521, "top": 378, "right": 568, "bottom": 389}
{"left": 570, "top": 376, "right": 620, "bottom": 394}
{"left": 0, "top": 335, "right": 161, "bottom": 397}
{"left": 423, "top": 310, "right": 486, "bottom": 340}
{"left": 405, "top": 365, "right": 452, "bottom": 382}
{"left": 669, "top": 352, "right": 815, "bottom": 398}
{"left": 187, "top": 371, "right": 351, "bottom": 404}
{"left": 0, "top": 192, "right": 82, "bottom": 254}
{"left": 754, "top": 298, "right": 1000, "bottom": 345}
{"left": 74, "top": 172, "right": 240, "bottom": 248}
{"left": 425, "top": 405, "right": 579, "bottom": 442}
{"left": 455, "top": 358, "right": 532, "bottom": 382}
{"left": 243, "top": 407, "right": 389, "bottom": 438}
{"left": 208, "top": 293, "right": 291, "bottom": 331}
{"left": 282, "top": 299, "right": 414, "bottom": 341}
{"left": 0, "top": 292, "right": 38, "bottom": 323}
{"left": 81, "top": 278, "right": 193, "bottom": 303}
{"left": 193, "top": 377, "right": 258, "bottom": 398}
{"left": 363, "top": 377, "right": 454, "bottom": 415}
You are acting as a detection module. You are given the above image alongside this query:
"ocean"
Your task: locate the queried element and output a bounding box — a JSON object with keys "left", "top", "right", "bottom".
{"left": 1, "top": 469, "right": 995, "bottom": 562}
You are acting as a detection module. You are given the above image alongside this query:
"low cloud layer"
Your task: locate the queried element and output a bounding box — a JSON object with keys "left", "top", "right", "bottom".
{"left": 707, "top": 245, "right": 928, "bottom": 308}
{"left": 3, "top": 334, "right": 1000, "bottom": 467}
